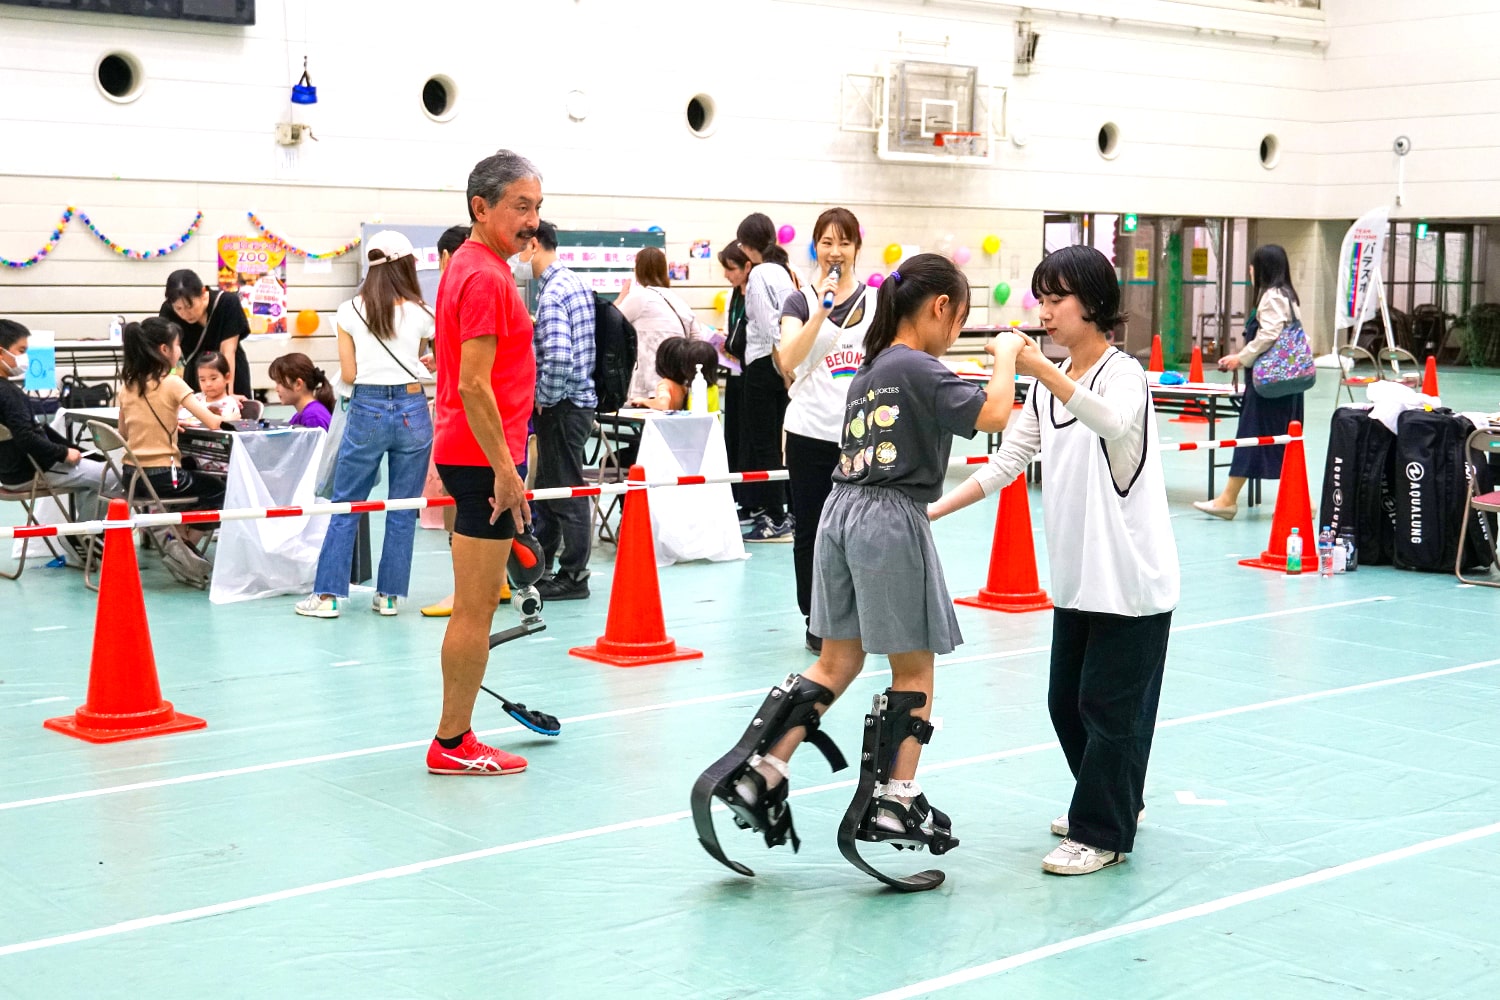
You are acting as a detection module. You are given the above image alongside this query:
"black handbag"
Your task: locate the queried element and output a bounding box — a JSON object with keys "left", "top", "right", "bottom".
{"left": 58, "top": 373, "right": 114, "bottom": 409}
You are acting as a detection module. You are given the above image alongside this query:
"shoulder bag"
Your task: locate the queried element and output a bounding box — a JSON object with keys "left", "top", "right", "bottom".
{"left": 1250, "top": 305, "right": 1316, "bottom": 399}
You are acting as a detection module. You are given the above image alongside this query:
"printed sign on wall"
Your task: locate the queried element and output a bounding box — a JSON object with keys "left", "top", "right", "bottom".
{"left": 217, "top": 237, "right": 289, "bottom": 335}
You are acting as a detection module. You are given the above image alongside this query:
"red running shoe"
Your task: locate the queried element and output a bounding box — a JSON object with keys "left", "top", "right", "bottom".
{"left": 426, "top": 732, "right": 528, "bottom": 775}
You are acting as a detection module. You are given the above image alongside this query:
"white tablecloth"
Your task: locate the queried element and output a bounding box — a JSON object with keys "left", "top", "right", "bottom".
{"left": 211, "top": 428, "right": 328, "bottom": 604}
{"left": 633, "top": 414, "right": 745, "bottom": 566}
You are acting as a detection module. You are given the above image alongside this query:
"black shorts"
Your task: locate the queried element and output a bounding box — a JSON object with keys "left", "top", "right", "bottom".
{"left": 436, "top": 463, "right": 528, "bottom": 541}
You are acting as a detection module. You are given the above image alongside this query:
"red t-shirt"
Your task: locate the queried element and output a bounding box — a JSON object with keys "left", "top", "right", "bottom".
{"left": 433, "top": 240, "right": 536, "bottom": 466}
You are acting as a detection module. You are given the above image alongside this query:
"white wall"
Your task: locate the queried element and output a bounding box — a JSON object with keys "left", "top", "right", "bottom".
{"left": 1316, "top": 0, "right": 1500, "bottom": 220}
{"left": 2, "top": 0, "right": 1495, "bottom": 378}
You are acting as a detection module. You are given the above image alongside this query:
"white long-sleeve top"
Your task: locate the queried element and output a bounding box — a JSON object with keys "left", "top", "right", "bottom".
{"left": 970, "top": 348, "right": 1180, "bottom": 616}
{"left": 1236, "top": 288, "right": 1299, "bottom": 366}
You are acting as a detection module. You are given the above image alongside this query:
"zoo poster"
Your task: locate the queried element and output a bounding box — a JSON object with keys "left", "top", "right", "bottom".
{"left": 217, "top": 236, "right": 289, "bottom": 335}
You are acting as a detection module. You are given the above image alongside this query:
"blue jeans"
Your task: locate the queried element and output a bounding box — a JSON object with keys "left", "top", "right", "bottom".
{"left": 314, "top": 385, "right": 433, "bottom": 598}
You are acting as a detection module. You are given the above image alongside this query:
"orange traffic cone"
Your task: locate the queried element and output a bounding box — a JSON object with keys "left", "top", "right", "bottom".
{"left": 1188, "top": 344, "right": 1205, "bottom": 383}
{"left": 954, "top": 474, "right": 1052, "bottom": 613}
{"left": 44, "top": 500, "right": 207, "bottom": 743}
{"left": 1238, "top": 420, "right": 1316, "bottom": 574}
{"left": 1148, "top": 335, "right": 1164, "bottom": 373}
{"left": 571, "top": 466, "right": 703, "bottom": 668}
{"left": 1422, "top": 355, "right": 1439, "bottom": 396}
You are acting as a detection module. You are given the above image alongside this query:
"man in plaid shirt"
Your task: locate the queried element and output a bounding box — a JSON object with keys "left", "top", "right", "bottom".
{"left": 525, "top": 219, "right": 598, "bottom": 600}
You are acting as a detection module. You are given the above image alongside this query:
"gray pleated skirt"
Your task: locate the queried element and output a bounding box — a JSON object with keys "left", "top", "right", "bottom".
{"left": 810, "top": 483, "right": 964, "bottom": 656}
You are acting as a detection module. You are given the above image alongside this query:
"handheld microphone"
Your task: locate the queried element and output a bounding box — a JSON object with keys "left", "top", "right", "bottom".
{"left": 823, "top": 263, "right": 841, "bottom": 310}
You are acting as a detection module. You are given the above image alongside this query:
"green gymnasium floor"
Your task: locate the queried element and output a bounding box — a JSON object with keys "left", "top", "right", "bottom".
{"left": 4, "top": 370, "right": 1500, "bottom": 999}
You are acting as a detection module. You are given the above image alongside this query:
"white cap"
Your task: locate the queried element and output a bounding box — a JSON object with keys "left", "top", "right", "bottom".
{"left": 366, "top": 230, "right": 414, "bottom": 266}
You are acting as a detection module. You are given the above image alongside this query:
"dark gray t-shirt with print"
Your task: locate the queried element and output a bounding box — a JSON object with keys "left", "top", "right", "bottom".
{"left": 831, "top": 344, "right": 987, "bottom": 502}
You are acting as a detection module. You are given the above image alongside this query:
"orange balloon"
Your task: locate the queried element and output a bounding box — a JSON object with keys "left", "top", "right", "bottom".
{"left": 295, "top": 309, "right": 319, "bottom": 336}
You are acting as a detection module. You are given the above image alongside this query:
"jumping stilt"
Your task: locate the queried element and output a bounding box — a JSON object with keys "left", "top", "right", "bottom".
{"left": 691, "top": 673, "right": 847, "bottom": 877}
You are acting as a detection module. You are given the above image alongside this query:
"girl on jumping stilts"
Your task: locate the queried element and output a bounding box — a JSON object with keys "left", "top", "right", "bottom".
{"left": 693, "top": 253, "right": 1025, "bottom": 889}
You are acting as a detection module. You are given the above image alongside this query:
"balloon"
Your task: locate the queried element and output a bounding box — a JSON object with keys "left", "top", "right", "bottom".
{"left": 982, "top": 235, "right": 1001, "bottom": 255}
{"left": 808, "top": 239, "right": 817, "bottom": 262}
{"left": 867, "top": 272, "right": 885, "bottom": 288}
{"left": 1022, "top": 290, "right": 1039, "bottom": 309}
{"left": 953, "top": 246, "right": 972, "bottom": 266}
{"left": 295, "top": 309, "right": 319, "bottom": 336}
{"left": 647, "top": 225, "right": 664, "bottom": 233}
{"left": 883, "top": 243, "right": 902, "bottom": 265}
{"left": 992, "top": 282, "right": 1011, "bottom": 305}
{"left": 1009, "top": 319, "right": 1023, "bottom": 327}
{"left": 777, "top": 224, "right": 795, "bottom": 245}
{"left": 713, "top": 289, "right": 728, "bottom": 312}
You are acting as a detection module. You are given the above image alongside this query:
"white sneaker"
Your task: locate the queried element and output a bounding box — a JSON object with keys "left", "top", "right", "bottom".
{"left": 372, "top": 594, "right": 399, "bottom": 616}
{"left": 1042, "top": 838, "right": 1126, "bottom": 876}
{"left": 1051, "top": 808, "right": 1145, "bottom": 838}
{"left": 295, "top": 594, "right": 341, "bottom": 618}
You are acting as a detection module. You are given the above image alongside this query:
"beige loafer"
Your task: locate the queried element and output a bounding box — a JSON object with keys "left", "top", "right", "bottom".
{"left": 1192, "top": 500, "right": 1238, "bottom": 521}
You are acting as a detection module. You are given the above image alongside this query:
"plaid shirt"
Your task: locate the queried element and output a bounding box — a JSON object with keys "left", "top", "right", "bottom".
{"left": 533, "top": 262, "right": 597, "bottom": 408}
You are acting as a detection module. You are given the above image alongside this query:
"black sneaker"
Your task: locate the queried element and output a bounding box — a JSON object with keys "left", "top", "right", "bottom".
{"left": 805, "top": 631, "right": 823, "bottom": 653}
{"left": 537, "top": 570, "right": 590, "bottom": 601}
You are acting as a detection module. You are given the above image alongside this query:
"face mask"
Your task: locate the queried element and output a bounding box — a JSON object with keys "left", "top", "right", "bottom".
{"left": 510, "top": 256, "right": 534, "bottom": 282}
{"left": 2, "top": 350, "right": 26, "bottom": 380}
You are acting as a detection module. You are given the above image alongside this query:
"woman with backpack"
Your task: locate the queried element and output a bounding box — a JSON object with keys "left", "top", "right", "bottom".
{"left": 294, "top": 230, "right": 436, "bottom": 619}
{"left": 1193, "top": 244, "right": 1305, "bottom": 521}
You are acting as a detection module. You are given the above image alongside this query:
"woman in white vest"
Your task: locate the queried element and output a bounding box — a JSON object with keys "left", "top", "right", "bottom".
{"left": 930, "top": 245, "right": 1180, "bottom": 877}
{"left": 774, "top": 208, "right": 873, "bottom": 653}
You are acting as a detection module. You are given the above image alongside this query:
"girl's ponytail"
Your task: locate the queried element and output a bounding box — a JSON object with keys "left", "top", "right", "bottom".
{"left": 863, "top": 253, "right": 969, "bottom": 363}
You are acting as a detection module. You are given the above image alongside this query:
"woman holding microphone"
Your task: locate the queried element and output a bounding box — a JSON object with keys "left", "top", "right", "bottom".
{"left": 775, "top": 208, "right": 871, "bottom": 652}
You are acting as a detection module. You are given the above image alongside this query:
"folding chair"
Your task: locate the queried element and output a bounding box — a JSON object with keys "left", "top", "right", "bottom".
{"left": 1376, "top": 347, "right": 1425, "bottom": 390}
{"left": 83, "top": 420, "right": 213, "bottom": 590}
{"left": 1456, "top": 427, "right": 1500, "bottom": 587}
{"left": 584, "top": 417, "right": 631, "bottom": 546}
{"left": 0, "top": 425, "right": 89, "bottom": 580}
{"left": 1334, "top": 343, "right": 1379, "bottom": 405}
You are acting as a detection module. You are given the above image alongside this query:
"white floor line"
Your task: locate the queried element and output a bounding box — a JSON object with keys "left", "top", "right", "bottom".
{"left": 0, "top": 595, "right": 1397, "bottom": 813}
{"left": 857, "top": 819, "right": 1500, "bottom": 1000}
{"left": 3, "top": 646, "right": 1496, "bottom": 958}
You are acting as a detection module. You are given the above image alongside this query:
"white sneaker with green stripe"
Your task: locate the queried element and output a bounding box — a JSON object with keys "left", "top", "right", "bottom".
{"left": 295, "top": 594, "right": 340, "bottom": 618}
{"left": 372, "top": 594, "right": 399, "bottom": 616}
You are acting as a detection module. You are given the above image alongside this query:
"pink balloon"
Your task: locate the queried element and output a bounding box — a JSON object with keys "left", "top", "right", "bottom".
{"left": 777, "top": 224, "right": 796, "bottom": 245}
{"left": 1021, "top": 290, "right": 1039, "bottom": 309}
{"left": 866, "top": 272, "right": 885, "bottom": 288}
{"left": 953, "top": 246, "right": 972, "bottom": 266}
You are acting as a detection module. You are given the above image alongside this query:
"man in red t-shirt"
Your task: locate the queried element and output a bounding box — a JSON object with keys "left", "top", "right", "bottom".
{"left": 427, "top": 149, "right": 542, "bottom": 776}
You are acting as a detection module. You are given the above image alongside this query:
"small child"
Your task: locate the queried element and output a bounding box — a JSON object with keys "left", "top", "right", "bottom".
{"left": 183, "top": 351, "right": 241, "bottom": 422}
{"left": 268, "top": 352, "right": 336, "bottom": 429}
{"left": 633, "top": 336, "right": 721, "bottom": 411}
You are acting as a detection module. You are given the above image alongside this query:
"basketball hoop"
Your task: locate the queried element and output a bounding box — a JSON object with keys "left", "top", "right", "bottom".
{"left": 934, "top": 131, "right": 982, "bottom": 156}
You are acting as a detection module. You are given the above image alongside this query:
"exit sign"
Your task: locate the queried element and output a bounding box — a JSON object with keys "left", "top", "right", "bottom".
{"left": 1416, "top": 221, "right": 1429, "bottom": 239}
{"left": 1122, "top": 213, "right": 1139, "bottom": 233}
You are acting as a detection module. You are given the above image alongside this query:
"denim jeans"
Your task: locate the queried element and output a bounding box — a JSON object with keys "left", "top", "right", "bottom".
{"left": 313, "top": 385, "right": 433, "bottom": 598}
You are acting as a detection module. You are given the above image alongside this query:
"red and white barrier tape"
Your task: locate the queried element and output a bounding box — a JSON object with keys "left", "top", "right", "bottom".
{"left": 1, "top": 436, "right": 1300, "bottom": 540}
{"left": 0, "top": 470, "right": 790, "bottom": 541}
{"left": 946, "top": 432, "right": 1300, "bottom": 465}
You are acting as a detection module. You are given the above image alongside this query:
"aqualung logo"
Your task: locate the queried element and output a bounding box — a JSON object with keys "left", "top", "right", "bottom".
{"left": 1406, "top": 461, "right": 1425, "bottom": 545}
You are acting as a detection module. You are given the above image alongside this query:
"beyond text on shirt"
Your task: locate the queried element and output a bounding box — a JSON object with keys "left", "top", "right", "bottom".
{"left": 433, "top": 240, "right": 536, "bottom": 467}
{"left": 781, "top": 283, "right": 872, "bottom": 444}
{"left": 336, "top": 296, "right": 436, "bottom": 385}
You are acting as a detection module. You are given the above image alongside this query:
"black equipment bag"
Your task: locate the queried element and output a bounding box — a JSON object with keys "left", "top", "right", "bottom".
{"left": 58, "top": 374, "right": 114, "bottom": 410}
{"left": 1393, "top": 408, "right": 1496, "bottom": 572}
{"left": 591, "top": 292, "right": 638, "bottom": 414}
{"left": 1320, "top": 405, "right": 1398, "bottom": 565}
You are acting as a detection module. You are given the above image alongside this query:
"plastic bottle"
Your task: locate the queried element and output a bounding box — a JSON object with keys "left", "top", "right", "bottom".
{"left": 689, "top": 363, "right": 709, "bottom": 415}
{"left": 1285, "top": 527, "right": 1303, "bottom": 575}
{"left": 1317, "top": 526, "right": 1335, "bottom": 577}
